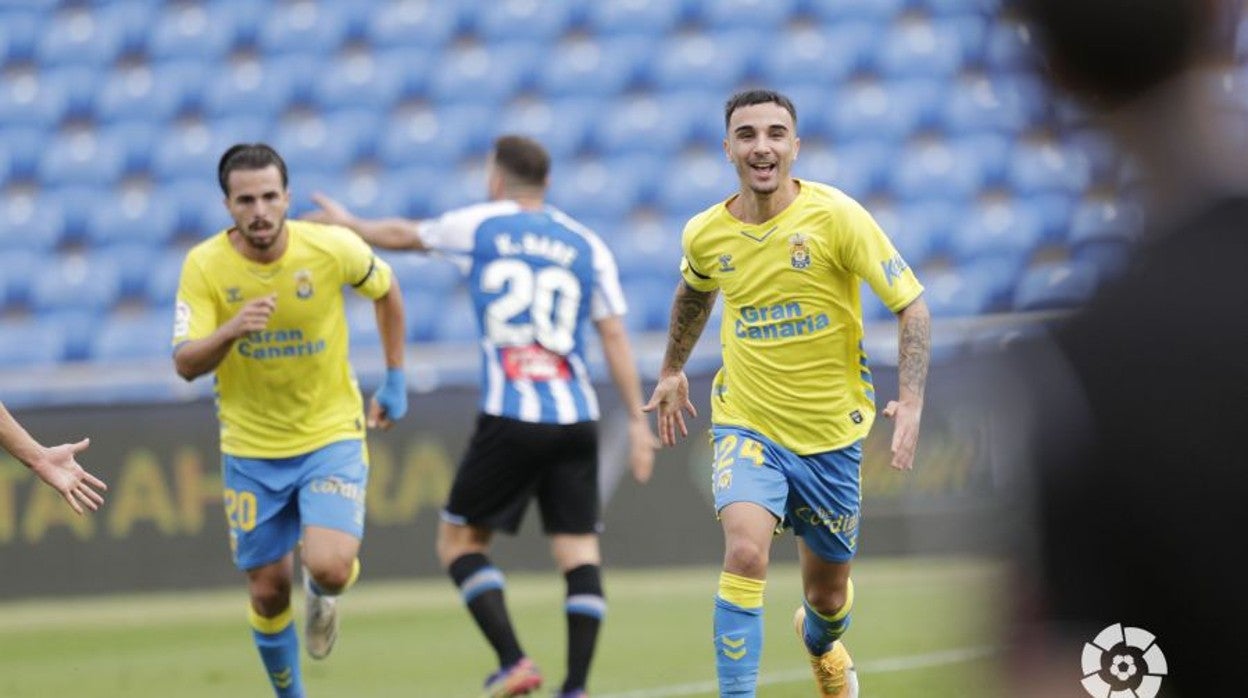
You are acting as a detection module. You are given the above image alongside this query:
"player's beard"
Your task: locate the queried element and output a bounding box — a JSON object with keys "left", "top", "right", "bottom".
{"left": 240, "top": 218, "right": 284, "bottom": 251}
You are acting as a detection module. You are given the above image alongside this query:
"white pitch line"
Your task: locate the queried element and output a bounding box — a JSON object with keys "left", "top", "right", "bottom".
{"left": 596, "top": 645, "right": 996, "bottom": 698}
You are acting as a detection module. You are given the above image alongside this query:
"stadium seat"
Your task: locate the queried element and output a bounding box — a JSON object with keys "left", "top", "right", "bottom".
{"left": 1068, "top": 199, "right": 1139, "bottom": 280}
{"left": 94, "top": 62, "right": 195, "bottom": 124}
{"left": 0, "top": 189, "right": 65, "bottom": 253}
{"left": 29, "top": 253, "right": 123, "bottom": 314}
{"left": 809, "top": 139, "right": 898, "bottom": 200}
{"left": 400, "top": 289, "right": 443, "bottom": 342}
{"left": 1012, "top": 260, "right": 1100, "bottom": 311}
{"left": 272, "top": 109, "right": 380, "bottom": 176}
{"left": 0, "top": 126, "right": 46, "bottom": 181}
{"left": 43, "top": 184, "right": 108, "bottom": 247}
{"left": 1007, "top": 139, "right": 1093, "bottom": 195}
{"left": 653, "top": 149, "right": 738, "bottom": 218}
{"left": 946, "top": 132, "right": 1014, "bottom": 189}
{"left": 548, "top": 158, "right": 645, "bottom": 221}
{"left": 984, "top": 17, "right": 1041, "bottom": 70}
{"left": 378, "top": 103, "right": 494, "bottom": 170}
{"left": 497, "top": 97, "right": 600, "bottom": 160}
{"left": 102, "top": 120, "right": 160, "bottom": 177}
{"left": 147, "top": 2, "right": 240, "bottom": 62}
{"left": 821, "top": 78, "right": 942, "bottom": 142}
{"left": 645, "top": 31, "right": 759, "bottom": 92}
{"left": 893, "top": 198, "right": 963, "bottom": 265}
{"left": 310, "top": 48, "right": 416, "bottom": 113}
{"left": 43, "top": 65, "right": 102, "bottom": 122}
{"left": 37, "top": 128, "right": 128, "bottom": 188}
{"left": 805, "top": 0, "right": 907, "bottom": 22}
{"left": 153, "top": 115, "right": 273, "bottom": 184}
{"left": 201, "top": 55, "right": 308, "bottom": 120}
{"left": 948, "top": 197, "right": 1046, "bottom": 264}
{"left": 583, "top": 0, "right": 685, "bottom": 38}
{"left": 891, "top": 137, "right": 989, "bottom": 201}
{"left": 428, "top": 161, "right": 490, "bottom": 213}
{"left": 0, "top": 317, "right": 69, "bottom": 368}
{"left": 33, "top": 5, "right": 127, "bottom": 67}
{"left": 471, "top": 0, "right": 580, "bottom": 43}
{"left": 660, "top": 90, "right": 726, "bottom": 146}
{"left": 95, "top": 243, "right": 160, "bottom": 300}
{"left": 0, "top": 143, "right": 10, "bottom": 190}
{"left": 0, "top": 9, "right": 44, "bottom": 64}
{"left": 696, "top": 0, "right": 799, "bottom": 31}
{"left": 144, "top": 248, "right": 191, "bottom": 307}
{"left": 874, "top": 17, "right": 969, "bottom": 79}
{"left": 89, "top": 308, "right": 173, "bottom": 363}
{"left": 591, "top": 94, "right": 692, "bottom": 157}
{"left": 256, "top": 1, "right": 355, "bottom": 56}
{"left": 0, "top": 70, "right": 71, "bottom": 129}
{"left": 941, "top": 73, "right": 1048, "bottom": 133}
{"left": 793, "top": 141, "right": 878, "bottom": 201}
{"left": 365, "top": 0, "right": 463, "bottom": 50}
{"left": 163, "top": 178, "right": 232, "bottom": 237}
{"left": 536, "top": 36, "right": 649, "bottom": 99}
{"left": 86, "top": 190, "right": 180, "bottom": 248}
{"left": 426, "top": 41, "right": 540, "bottom": 107}
{"left": 756, "top": 23, "right": 876, "bottom": 89}
{"left": 383, "top": 253, "right": 461, "bottom": 295}
{"left": 432, "top": 291, "right": 478, "bottom": 343}
{"left": 919, "top": 257, "right": 1020, "bottom": 318}
{"left": 923, "top": 0, "right": 999, "bottom": 15}
{"left": 607, "top": 212, "right": 684, "bottom": 282}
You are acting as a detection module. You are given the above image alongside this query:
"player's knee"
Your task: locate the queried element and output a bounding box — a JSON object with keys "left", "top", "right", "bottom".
{"left": 723, "top": 538, "right": 770, "bottom": 577}
{"left": 804, "top": 586, "right": 849, "bottom": 618}
{"left": 308, "top": 559, "right": 354, "bottom": 593}
{"left": 248, "top": 576, "right": 292, "bottom": 615}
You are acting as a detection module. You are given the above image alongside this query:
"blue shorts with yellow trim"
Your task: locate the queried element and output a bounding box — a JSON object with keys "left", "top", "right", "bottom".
{"left": 711, "top": 425, "right": 862, "bottom": 563}
{"left": 222, "top": 439, "right": 368, "bottom": 571}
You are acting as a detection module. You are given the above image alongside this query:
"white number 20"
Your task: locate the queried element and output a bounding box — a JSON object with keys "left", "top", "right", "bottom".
{"left": 480, "top": 259, "right": 582, "bottom": 355}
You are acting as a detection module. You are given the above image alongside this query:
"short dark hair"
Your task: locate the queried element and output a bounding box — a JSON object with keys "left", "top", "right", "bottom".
{"left": 1019, "top": 0, "right": 1219, "bottom": 107}
{"left": 492, "top": 135, "right": 550, "bottom": 187}
{"left": 217, "top": 143, "right": 289, "bottom": 195}
{"left": 724, "top": 89, "right": 798, "bottom": 131}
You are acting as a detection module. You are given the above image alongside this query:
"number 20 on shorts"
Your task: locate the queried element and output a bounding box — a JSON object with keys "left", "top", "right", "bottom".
{"left": 224, "top": 488, "right": 258, "bottom": 532}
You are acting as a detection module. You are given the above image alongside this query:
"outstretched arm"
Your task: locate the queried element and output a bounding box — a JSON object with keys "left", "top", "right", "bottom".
{"left": 642, "top": 281, "right": 718, "bottom": 446}
{"left": 0, "top": 401, "right": 106, "bottom": 514}
{"left": 595, "top": 315, "right": 659, "bottom": 483}
{"left": 305, "top": 193, "right": 428, "bottom": 251}
{"left": 881, "top": 296, "right": 930, "bottom": 470}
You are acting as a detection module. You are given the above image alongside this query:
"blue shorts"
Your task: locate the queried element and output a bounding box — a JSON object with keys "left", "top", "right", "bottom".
{"left": 711, "top": 425, "right": 862, "bottom": 563}
{"left": 222, "top": 439, "right": 369, "bottom": 571}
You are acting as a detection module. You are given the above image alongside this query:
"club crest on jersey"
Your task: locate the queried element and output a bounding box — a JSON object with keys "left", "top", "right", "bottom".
{"left": 718, "top": 254, "right": 736, "bottom": 272}
{"left": 294, "top": 269, "right": 314, "bottom": 299}
{"left": 788, "top": 233, "right": 811, "bottom": 269}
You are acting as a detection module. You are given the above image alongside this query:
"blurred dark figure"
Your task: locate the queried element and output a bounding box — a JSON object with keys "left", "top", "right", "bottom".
{"left": 1009, "top": 0, "right": 1248, "bottom": 696}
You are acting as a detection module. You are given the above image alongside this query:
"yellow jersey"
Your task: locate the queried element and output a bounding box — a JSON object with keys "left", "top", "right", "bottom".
{"left": 173, "top": 220, "right": 394, "bottom": 458}
{"left": 680, "top": 180, "right": 923, "bottom": 455}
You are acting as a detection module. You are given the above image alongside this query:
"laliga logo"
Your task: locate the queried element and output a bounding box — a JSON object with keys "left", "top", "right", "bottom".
{"left": 1081, "top": 623, "right": 1167, "bottom": 698}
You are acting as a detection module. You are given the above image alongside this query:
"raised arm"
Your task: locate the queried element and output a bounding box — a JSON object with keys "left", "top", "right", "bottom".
{"left": 595, "top": 315, "right": 659, "bottom": 483}
{"left": 881, "top": 296, "right": 930, "bottom": 470}
{"left": 643, "top": 281, "right": 718, "bottom": 446}
{"left": 0, "top": 401, "right": 106, "bottom": 514}
{"left": 305, "top": 193, "right": 427, "bottom": 251}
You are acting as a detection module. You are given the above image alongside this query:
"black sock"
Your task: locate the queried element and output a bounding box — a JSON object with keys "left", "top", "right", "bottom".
{"left": 448, "top": 553, "right": 524, "bottom": 668}
{"left": 562, "top": 564, "right": 605, "bottom": 693}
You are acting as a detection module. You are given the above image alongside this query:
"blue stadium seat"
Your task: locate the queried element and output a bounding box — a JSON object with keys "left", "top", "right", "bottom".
{"left": 941, "top": 73, "right": 1048, "bottom": 133}
{"left": 874, "top": 17, "right": 969, "bottom": 79}
{"left": 89, "top": 308, "right": 173, "bottom": 363}
{"left": 0, "top": 248, "right": 38, "bottom": 309}
{"left": 660, "top": 90, "right": 726, "bottom": 146}
{"left": 696, "top": 0, "right": 799, "bottom": 31}
{"left": 893, "top": 198, "right": 963, "bottom": 265}
{"left": 144, "top": 248, "right": 190, "bottom": 307}
{"left": 1, "top": 189, "right": 65, "bottom": 253}
{"left": 0, "top": 126, "right": 45, "bottom": 181}
{"left": 645, "top": 31, "right": 759, "bottom": 92}
{"left": 1064, "top": 128, "right": 1122, "bottom": 184}
{"left": 37, "top": 128, "right": 128, "bottom": 188}
{"left": 201, "top": 56, "right": 308, "bottom": 120}
{"left": 821, "top": 78, "right": 943, "bottom": 142}
{"left": 946, "top": 133, "right": 1014, "bottom": 188}
{"left": 147, "top": 2, "right": 239, "bottom": 62}
{"left": 41, "top": 185, "right": 106, "bottom": 247}
{"left": 948, "top": 198, "right": 1046, "bottom": 264}
{"left": 401, "top": 289, "right": 443, "bottom": 342}
{"left": 891, "top": 137, "right": 988, "bottom": 201}
{"left": 592, "top": 94, "right": 692, "bottom": 157}
{"left": 471, "top": 0, "right": 580, "bottom": 43}
{"left": 163, "top": 178, "right": 231, "bottom": 237}
{"left": 584, "top": 0, "right": 685, "bottom": 38}
{"left": 0, "top": 317, "right": 68, "bottom": 368}
{"left": 433, "top": 291, "right": 478, "bottom": 343}
{"left": 653, "top": 149, "right": 737, "bottom": 218}
{"left": 1012, "top": 260, "right": 1099, "bottom": 312}
{"left": 370, "top": 165, "right": 441, "bottom": 219}
{"left": 536, "top": 36, "right": 649, "bottom": 99}
{"left": 793, "top": 142, "right": 878, "bottom": 201}
{"left": 378, "top": 104, "right": 494, "bottom": 170}
{"left": 33, "top": 5, "right": 127, "bottom": 67}
{"left": 805, "top": 0, "right": 907, "bottom": 22}
{"left": 426, "top": 41, "right": 539, "bottom": 106}
{"left": 29, "top": 253, "right": 123, "bottom": 314}
{"left": 428, "top": 161, "right": 490, "bottom": 213}
{"left": 365, "top": 0, "right": 463, "bottom": 51}
{"left": 627, "top": 276, "right": 681, "bottom": 332}
{"left": 0, "top": 143, "right": 10, "bottom": 189}
{"left": 497, "top": 97, "right": 600, "bottom": 160}
{"left": 1068, "top": 199, "right": 1139, "bottom": 280}
{"left": 256, "top": 1, "right": 355, "bottom": 55}
{"left": 310, "top": 48, "right": 415, "bottom": 113}
{"left": 102, "top": 120, "right": 160, "bottom": 177}
{"left": 153, "top": 116, "right": 272, "bottom": 185}
{"left": 43, "top": 65, "right": 101, "bottom": 121}
{"left": 756, "top": 23, "right": 876, "bottom": 88}
{"left": 923, "top": 0, "right": 999, "bottom": 15}
{"left": 86, "top": 191, "right": 180, "bottom": 248}
{"left": 984, "top": 17, "right": 1040, "bottom": 70}
{"left": 920, "top": 257, "right": 1020, "bottom": 317}
{"left": 607, "top": 212, "right": 684, "bottom": 282}
{"left": 1007, "top": 140, "right": 1093, "bottom": 195}
{"left": 383, "top": 253, "right": 461, "bottom": 295}
{"left": 94, "top": 62, "right": 197, "bottom": 124}
{"left": 95, "top": 243, "right": 160, "bottom": 300}
{"left": 272, "top": 109, "right": 380, "bottom": 176}
{"left": 548, "top": 159, "right": 644, "bottom": 220}
{"left": 0, "top": 70, "right": 70, "bottom": 129}
{"left": 0, "top": 9, "right": 44, "bottom": 64}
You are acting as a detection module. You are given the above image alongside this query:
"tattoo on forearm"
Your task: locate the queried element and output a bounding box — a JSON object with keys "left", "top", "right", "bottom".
{"left": 663, "top": 282, "right": 717, "bottom": 373}
{"left": 898, "top": 310, "right": 930, "bottom": 401}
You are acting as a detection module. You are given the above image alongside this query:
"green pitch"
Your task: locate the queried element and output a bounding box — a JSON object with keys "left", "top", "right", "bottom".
{"left": 0, "top": 556, "right": 1002, "bottom": 697}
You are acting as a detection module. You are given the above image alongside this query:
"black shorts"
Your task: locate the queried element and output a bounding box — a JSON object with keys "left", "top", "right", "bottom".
{"left": 443, "top": 413, "right": 600, "bottom": 535}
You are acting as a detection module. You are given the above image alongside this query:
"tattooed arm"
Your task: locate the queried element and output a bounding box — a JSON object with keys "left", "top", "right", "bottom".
{"left": 882, "top": 296, "right": 931, "bottom": 470}
{"left": 642, "top": 281, "right": 719, "bottom": 446}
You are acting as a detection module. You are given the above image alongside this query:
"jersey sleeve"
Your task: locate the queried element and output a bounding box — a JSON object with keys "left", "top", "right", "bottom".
{"left": 172, "top": 254, "right": 217, "bottom": 349}
{"left": 679, "top": 220, "right": 719, "bottom": 292}
{"left": 417, "top": 204, "right": 495, "bottom": 255}
{"left": 327, "top": 225, "right": 394, "bottom": 300}
{"left": 588, "top": 234, "right": 628, "bottom": 320}
{"left": 835, "top": 198, "right": 924, "bottom": 312}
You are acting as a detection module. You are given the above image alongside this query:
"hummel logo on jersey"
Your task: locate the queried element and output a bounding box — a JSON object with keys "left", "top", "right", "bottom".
{"left": 719, "top": 254, "right": 736, "bottom": 272}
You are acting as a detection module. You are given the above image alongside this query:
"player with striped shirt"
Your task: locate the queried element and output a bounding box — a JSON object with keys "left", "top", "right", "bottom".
{"left": 307, "top": 135, "right": 657, "bottom": 698}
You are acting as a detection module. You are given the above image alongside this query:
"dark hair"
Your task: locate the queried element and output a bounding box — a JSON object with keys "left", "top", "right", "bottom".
{"left": 492, "top": 135, "right": 550, "bottom": 187}
{"left": 1019, "top": 0, "right": 1218, "bottom": 107}
{"left": 217, "top": 143, "right": 289, "bottom": 195}
{"left": 724, "top": 89, "right": 798, "bottom": 131}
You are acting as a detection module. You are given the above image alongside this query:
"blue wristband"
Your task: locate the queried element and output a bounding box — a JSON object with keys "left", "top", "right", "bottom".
{"left": 373, "top": 367, "right": 408, "bottom": 421}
